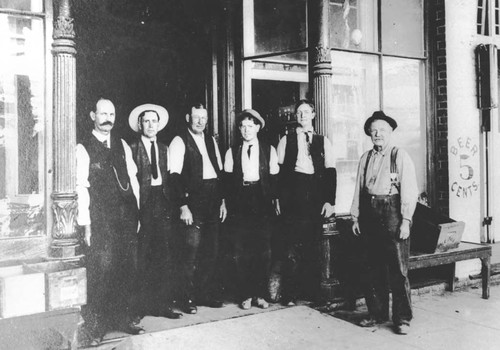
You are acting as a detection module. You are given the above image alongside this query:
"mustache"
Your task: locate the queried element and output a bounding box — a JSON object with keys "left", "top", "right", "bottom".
{"left": 100, "top": 121, "right": 114, "bottom": 126}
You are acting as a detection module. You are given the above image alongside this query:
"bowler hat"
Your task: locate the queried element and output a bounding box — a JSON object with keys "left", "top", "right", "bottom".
{"left": 129, "top": 103, "right": 169, "bottom": 132}
{"left": 363, "top": 111, "right": 397, "bottom": 136}
{"left": 238, "top": 109, "right": 265, "bottom": 128}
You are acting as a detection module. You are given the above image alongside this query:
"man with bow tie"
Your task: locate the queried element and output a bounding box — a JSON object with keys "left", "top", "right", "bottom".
{"left": 350, "top": 111, "right": 418, "bottom": 335}
{"left": 276, "top": 99, "right": 337, "bottom": 306}
{"left": 128, "top": 104, "right": 182, "bottom": 320}
{"left": 223, "top": 109, "right": 280, "bottom": 310}
{"left": 76, "top": 98, "right": 143, "bottom": 344}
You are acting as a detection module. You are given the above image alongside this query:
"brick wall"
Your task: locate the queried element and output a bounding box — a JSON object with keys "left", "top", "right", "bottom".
{"left": 433, "top": 0, "right": 449, "bottom": 216}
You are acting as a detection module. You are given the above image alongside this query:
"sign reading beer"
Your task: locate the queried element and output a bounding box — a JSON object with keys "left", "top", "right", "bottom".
{"left": 450, "top": 137, "right": 479, "bottom": 198}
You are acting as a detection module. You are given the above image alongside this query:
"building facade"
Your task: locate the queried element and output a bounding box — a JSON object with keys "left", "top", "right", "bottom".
{"left": 0, "top": 0, "right": 496, "bottom": 314}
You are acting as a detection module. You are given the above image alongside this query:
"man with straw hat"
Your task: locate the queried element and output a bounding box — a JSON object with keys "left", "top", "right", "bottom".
{"left": 129, "top": 103, "right": 182, "bottom": 320}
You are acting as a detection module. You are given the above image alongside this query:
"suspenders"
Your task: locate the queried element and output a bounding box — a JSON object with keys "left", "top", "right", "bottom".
{"left": 363, "top": 147, "right": 400, "bottom": 194}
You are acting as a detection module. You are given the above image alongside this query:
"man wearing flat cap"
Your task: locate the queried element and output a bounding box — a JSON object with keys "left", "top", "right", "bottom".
{"left": 276, "top": 99, "right": 337, "bottom": 306}
{"left": 128, "top": 104, "right": 182, "bottom": 320}
{"left": 351, "top": 110, "right": 418, "bottom": 335}
{"left": 223, "top": 109, "right": 280, "bottom": 310}
{"left": 169, "top": 103, "right": 227, "bottom": 314}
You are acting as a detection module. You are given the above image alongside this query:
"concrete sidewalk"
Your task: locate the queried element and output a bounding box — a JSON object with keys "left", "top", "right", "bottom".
{"left": 90, "top": 284, "right": 500, "bottom": 350}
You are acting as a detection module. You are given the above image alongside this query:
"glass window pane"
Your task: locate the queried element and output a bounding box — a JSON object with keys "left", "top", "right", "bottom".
{"left": 329, "top": 0, "right": 377, "bottom": 51}
{"left": 331, "top": 51, "right": 380, "bottom": 213}
{"left": 383, "top": 57, "right": 425, "bottom": 194}
{"left": 0, "top": 14, "right": 45, "bottom": 238}
{"left": 252, "top": 0, "right": 307, "bottom": 57}
{"left": 0, "top": 0, "right": 43, "bottom": 12}
{"left": 381, "top": 0, "right": 424, "bottom": 56}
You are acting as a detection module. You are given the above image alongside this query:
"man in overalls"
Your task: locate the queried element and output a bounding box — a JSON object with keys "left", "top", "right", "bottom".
{"left": 351, "top": 111, "right": 418, "bottom": 335}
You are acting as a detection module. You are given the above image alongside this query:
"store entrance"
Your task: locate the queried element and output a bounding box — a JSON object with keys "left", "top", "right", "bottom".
{"left": 251, "top": 79, "right": 308, "bottom": 146}
{"left": 73, "top": 0, "right": 212, "bottom": 145}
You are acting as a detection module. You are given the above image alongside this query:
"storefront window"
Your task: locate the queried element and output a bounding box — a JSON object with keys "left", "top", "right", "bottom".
{"left": 251, "top": 0, "right": 307, "bottom": 58}
{"left": 331, "top": 51, "right": 380, "bottom": 213}
{"left": 381, "top": 0, "right": 424, "bottom": 57}
{"left": 383, "top": 57, "right": 426, "bottom": 192}
{"left": 0, "top": 0, "right": 43, "bottom": 12}
{"left": 0, "top": 11, "right": 45, "bottom": 238}
{"left": 329, "top": 0, "right": 377, "bottom": 52}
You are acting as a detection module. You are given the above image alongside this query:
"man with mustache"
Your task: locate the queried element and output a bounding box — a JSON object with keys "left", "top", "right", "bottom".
{"left": 277, "top": 99, "right": 337, "bottom": 306}
{"left": 169, "top": 103, "right": 227, "bottom": 314}
{"left": 128, "top": 104, "right": 182, "bottom": 320}
{"left": 351, "top": 111, "right": 418, "bottom": 335}
{"left": 76, "top": 98, "right": 143, "bottom": 344}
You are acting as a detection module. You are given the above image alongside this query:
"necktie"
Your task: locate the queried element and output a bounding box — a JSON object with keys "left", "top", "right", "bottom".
{"left": 103, "top": 139, "right": 108, "bottom": 148}
{"left": 304, "top": 131, "right": 311, "bottom": 155}
{"left": 247, "top": 144, "right": 253, "bottom": 158}
{"left": 151, "top": 141, "right": 158, "bottom": 179}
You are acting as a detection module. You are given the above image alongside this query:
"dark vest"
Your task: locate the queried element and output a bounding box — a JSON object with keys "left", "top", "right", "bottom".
{"left": 80, "top": 132, "right": 138, "bottom": 239}
{"left": 231, "top": 140, "right": 272, "bottom": 198}
{"left": 130, "top": 139, "right": 170, "bottom": 209}
{"left": 179, "top": 129, "right": 220, "bottom": 194}
{"left": 282, "top": 131, "right": 326, "bottom": 177}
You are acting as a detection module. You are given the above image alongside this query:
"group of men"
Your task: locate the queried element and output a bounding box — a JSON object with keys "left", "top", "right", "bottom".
{"left": 76, "top": 97, "right": 418, "bottom": 344}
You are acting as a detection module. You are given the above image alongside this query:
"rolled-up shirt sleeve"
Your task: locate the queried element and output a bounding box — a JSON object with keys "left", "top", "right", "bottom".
{"left": 169, "top": 136, "right": 186, "bottom": 174}
{"left": 399, "top": 150, "right": 419, "bottom": 221}
{"left": 76, "top": 144, "right": 91, "bottom": 226}
{"left": 324, "top": 137, "right": 336, "bottom": 168}
{"left": 276, "top": 136, "right": 287, "bottom": 165}
{"left": 350, "top": 152, "right": 367, "bottom": 222}
{"left": 270, "top": 145, "right": 279, "bottom": 175}
{"left": 213, "top": 137, "right": 223, "bottom": 171}
{"left": 224, "top": 148, "right": 234, "bottom": 173}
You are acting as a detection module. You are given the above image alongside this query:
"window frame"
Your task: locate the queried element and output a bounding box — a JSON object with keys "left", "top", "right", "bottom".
{"left": 0, "top": 0, "right": 53, "bottom": 246}
{"left": 241, "top": 0, "right": 431, "bottom": 212}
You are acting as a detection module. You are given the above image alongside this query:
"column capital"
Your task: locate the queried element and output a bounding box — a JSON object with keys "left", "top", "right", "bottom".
{"left": 54, "top": 15, "right": 75, "bottom": 40}
{"left": 314, "top": 43, "right": 331, "bottom": 64}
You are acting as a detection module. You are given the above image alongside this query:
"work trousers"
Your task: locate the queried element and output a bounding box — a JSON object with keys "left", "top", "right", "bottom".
{"left": 231, "top": 183, "right": 272, "bottom": 300}
{"left": 359, "top": 192, "right": 412, "bottom": 325}
{"left": 137, "top": 186, "right": 175, "bottom": 314}
{"left": 281, "top": 173, "right": 323, "bottom": 301}
{"left": 178, "top": 179, "right": 221, "bottom": 301}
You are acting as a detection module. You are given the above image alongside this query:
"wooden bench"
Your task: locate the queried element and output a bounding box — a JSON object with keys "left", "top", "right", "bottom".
{"left": 409, "top": 241, "right": 492, "bottom": 299}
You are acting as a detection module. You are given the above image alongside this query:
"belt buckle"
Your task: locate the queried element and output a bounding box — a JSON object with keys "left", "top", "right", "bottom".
{"left": 243, "top": 181, "right": 251, "bottom": 186}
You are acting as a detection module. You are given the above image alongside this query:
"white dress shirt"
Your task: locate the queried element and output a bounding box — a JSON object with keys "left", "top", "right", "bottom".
{"left": 224, "top": 140, "right": 279, "bottom": 180}
{"left": 276, "top": 127, "right": 336, "bottom": 174}
{"left": 76, "top": 130, "right": 140, "bottom": 226}
{"left": 141, "top": 135, "right": 163, "bottom": 186}
{"left": 169, "top": 129, "right": 223, "bottom": 177}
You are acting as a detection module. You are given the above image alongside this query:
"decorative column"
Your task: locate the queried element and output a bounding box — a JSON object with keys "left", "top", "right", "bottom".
{"left": 50, "top": 0, "right": 79, "bottom": 259}
{"left": 308, "top": 0, "right": 337, "bottom": 302}
{"left": 308, "top": 0, "right": 334, "bottom": 141}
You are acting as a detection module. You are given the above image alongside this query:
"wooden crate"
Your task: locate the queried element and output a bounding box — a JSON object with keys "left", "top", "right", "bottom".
{"left": 411, "top": 203, "right": 465, "bottom": 254}
{"left": 0, "top": 265, "right": 45, "bottom": 318}
{"left": 27, "top": 261, "right": 87, "bottom": 311}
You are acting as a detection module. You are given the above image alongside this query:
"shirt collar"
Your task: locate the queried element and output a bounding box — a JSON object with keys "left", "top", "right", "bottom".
{"left": 141, "top": 135, "right": 156, "bottom": 144}
{"left": 372, "top": 142, "right": 392, "bottom": 155}
{"left": 296, "top": 126, "right": 314, "bottom": 134}
{"left": 243, "top": 138, "right": 258, "bottom": 147}
{"left": 92, "top": 130, "right": 110, "bottom": 144}
{"left": 188, "top": 128, "right": 204, "bottom": 139}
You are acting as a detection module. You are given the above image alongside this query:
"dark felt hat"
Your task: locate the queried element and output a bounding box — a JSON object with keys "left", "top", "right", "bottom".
{"left": 238, "top": 109, "right": 265, "bottom": 128}
{"left": 363, "top": 111, "right": 397, "bottom": 136}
